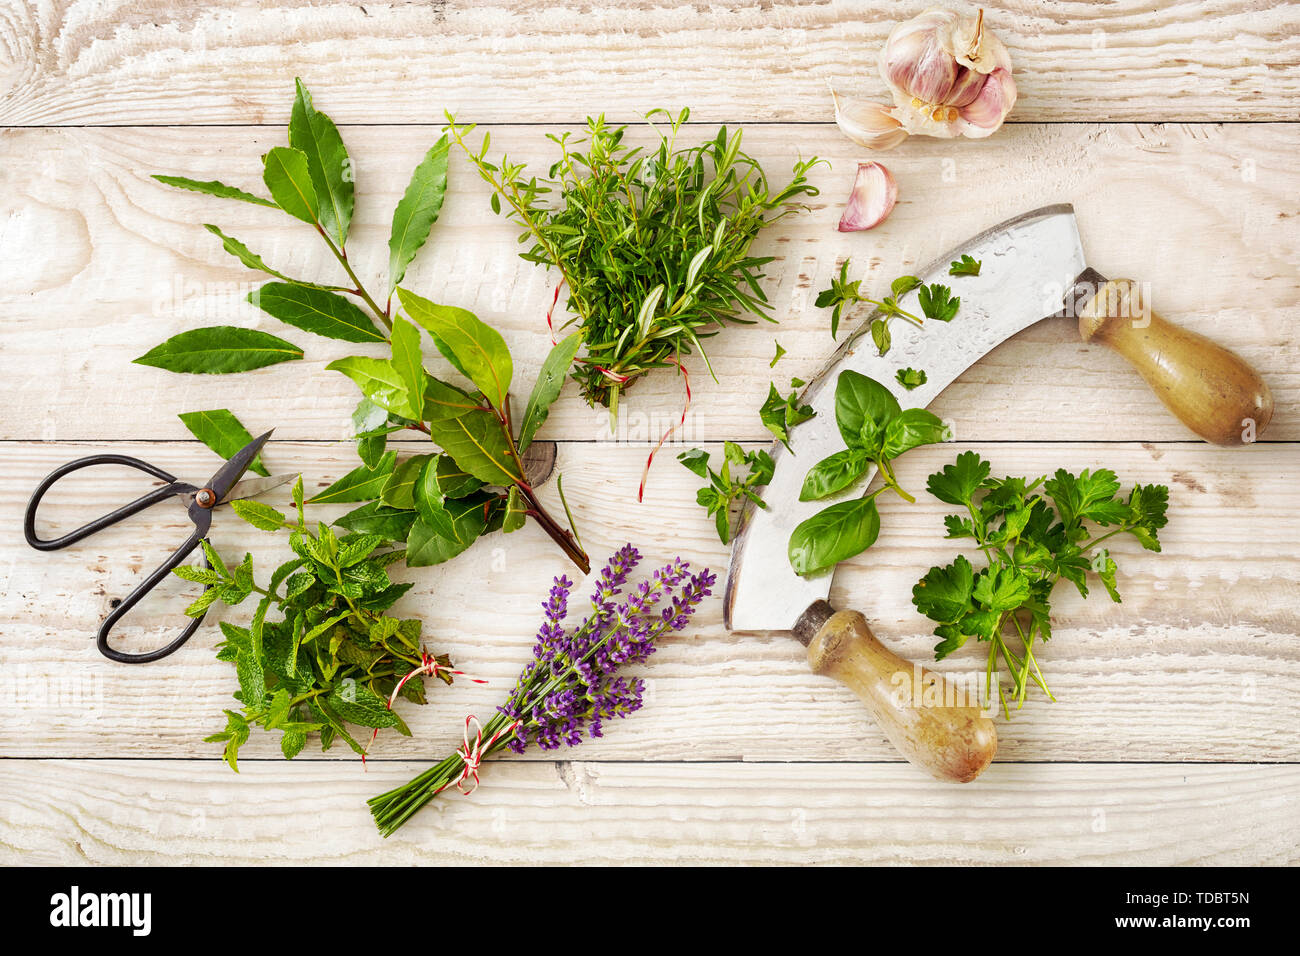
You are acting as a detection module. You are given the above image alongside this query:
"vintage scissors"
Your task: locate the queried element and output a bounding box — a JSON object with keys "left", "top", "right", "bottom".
{"left": 23, "top": 430, "right": 293, "bottom": 664}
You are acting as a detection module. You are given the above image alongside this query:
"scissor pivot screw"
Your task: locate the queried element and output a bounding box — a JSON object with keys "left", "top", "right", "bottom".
{"left": 195, "top": 488, "right": 217, "bottom": 509}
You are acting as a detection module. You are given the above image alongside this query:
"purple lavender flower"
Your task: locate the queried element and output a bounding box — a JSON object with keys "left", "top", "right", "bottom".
{"left": 499, "top": 550, "right": 711, "bottom": 757}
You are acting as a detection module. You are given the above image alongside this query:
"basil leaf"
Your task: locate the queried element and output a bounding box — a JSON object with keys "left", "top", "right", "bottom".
{"left": 397, "top": 288, "right": 513, "bottom": 411}
{"left": 880, "top": 407, "right": 948, "bottom": 459}
{"left": 388, "top": 136, "right": 450, "bottom": 295}
{"left": 381, "top": 454, "right": 435, "bottom": 510}
{"left": 834, "top": 370, "right": 899, "bottom": 451}
{"left": 798, "top": 448, "right": 869, "bottom": 502}
{"left": 334, "top": 500, "right": 416, "bottom": 541}
{"left": 518, "top": 331, "right": 581, "bottom": 450}
{"left": 425, "top": 406, "right": 522, "bottom": 487}
{"left": 153, "top": 175, "right": 276, "bottom": 207}
{"left": 134, "top": 326, "right": 303, "bottom": 373}
{"left": 326, "top": 357, "right": 419, "bottom": 420}
{"left": 677, "top": 447, "right": 710, "bottom": 480}
{"left": 307, "top": 451, "right": 397, "bottom": 504}
{"left": 249, "top": 282, "right": 384, "bottom": 343}
{"left": 389, "top": 316, "right": 428, "bottom": 420}
{"left": 262, "top": 146, "right": 320, "bottom": 226}
{"left": 788, "top": 497, "right": 881, "bottom": 577}
{"left": 177, "top": 408, "right": 270, "bottom": 476}
{"left": 288, "top": 78, "right": 353, "bottom": 246}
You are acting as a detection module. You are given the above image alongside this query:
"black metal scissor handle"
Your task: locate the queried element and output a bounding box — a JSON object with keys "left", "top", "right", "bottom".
{"left": 24, "top": 454, "right": 210, "bottom": 664}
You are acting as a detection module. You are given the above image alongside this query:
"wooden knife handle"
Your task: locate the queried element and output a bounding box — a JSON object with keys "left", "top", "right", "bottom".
{"left": 1078, "top": 278, "right": 1273, "bottom": 445}
{"left": 798, "top": 603, "right": 997, "bottom": 783}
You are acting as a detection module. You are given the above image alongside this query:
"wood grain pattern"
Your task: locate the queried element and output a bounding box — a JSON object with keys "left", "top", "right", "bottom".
{"left": 1, "top": 123, "right": 1297, "bottom": 443}
{"left": 3, "top": 440, "right": 1296, "bottom": 763}
{"left": 1, "top": 1, "right": 1297, "bottom": 126}
{"left": 3, "top": 759, "right": 1296, "bottom": 865}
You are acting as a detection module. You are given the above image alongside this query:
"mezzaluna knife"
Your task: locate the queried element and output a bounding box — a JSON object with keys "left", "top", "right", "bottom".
{"left": 723, "top": 202, "right": 1272, "bottom": 782}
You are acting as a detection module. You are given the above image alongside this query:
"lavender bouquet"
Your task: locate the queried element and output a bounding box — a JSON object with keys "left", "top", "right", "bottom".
{"left": 369, "top": 545, "right": 715, "bottom": 836}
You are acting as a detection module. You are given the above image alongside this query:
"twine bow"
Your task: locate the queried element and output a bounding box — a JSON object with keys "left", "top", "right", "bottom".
{"left": 362, "top": 649, "right": 489, "bottom": 764}
{"left": 437, "top": 715, "right": 522, "bottom": 796}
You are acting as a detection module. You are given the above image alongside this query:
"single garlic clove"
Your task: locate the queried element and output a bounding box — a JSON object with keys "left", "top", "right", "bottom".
{"left": 830, "top": 87, "right": 909, "bottom": 150}
{"left": 958, "top": 67, "right": 1017, "bottom": 135}
{"left": 837, "top": 161, "right": 898, "bottom": 232}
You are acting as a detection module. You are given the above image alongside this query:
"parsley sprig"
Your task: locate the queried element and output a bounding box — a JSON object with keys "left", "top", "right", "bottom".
{"left": 913, "top": 452, "right": 1170, "bottom": 717}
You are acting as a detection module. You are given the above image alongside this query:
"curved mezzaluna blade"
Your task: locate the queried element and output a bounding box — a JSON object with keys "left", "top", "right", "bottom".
{"left": 724, "top": 204, "right": 1086, "bottom": 632}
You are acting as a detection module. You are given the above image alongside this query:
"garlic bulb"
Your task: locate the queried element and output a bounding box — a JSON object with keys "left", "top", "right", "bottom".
{"left": 838, "top": 162, "right": 897, "bottom": 232}
{"left": 832, "top": 8, "right": 1016, "bottom": 148}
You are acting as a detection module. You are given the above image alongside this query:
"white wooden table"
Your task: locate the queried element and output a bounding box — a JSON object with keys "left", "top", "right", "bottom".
{"left": 1, "top": 1, "right": 1297, "bottom": 865}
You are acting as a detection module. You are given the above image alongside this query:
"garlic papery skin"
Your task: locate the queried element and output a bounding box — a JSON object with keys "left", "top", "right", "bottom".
{"left": 877, "top": 8, "right": 1016, "bottom": 140}
{"left": 837, "top": 162, "right": 897, "bottom": 232}
{"left": 830, "top": 86, "right": 910, "bottom": 151}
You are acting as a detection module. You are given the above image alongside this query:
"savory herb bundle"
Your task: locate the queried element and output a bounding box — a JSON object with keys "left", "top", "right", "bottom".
{"left": 139, "top": 79, "right": 588, "bottom": 573}
{"left": 447, "top": 109, "right": 823, "bottom": 422}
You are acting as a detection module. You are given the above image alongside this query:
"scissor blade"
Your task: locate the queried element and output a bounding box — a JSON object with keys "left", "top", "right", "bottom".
{"left": 204, "top": 429, "right": 275, "bottom": 501}
{"left": 219, "top": 472, "right": 296, "bottom": 504}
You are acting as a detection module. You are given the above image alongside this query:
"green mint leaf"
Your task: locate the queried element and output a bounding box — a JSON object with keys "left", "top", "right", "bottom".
{"left": 918, "top": 283, "right": 960, "bottom": 322}
{"left": 230, "top": 499, "right": 288, "bottom": 531}
{"left": 895, "top": 367, "right": 927, "bottom": 391}
{"left": 397, "top": 288, "right": 513, "bottom": 411}
{"left": 248, "top": 282, "right": 384, "bottom": 343}
{"left": 134, "top": 326, "right": 303, "bottom": 374}
{"left": 388, "top": 135, "right": 450, "bottom": 295}
{"left": 152, "top": 175, "right": 277, "bottom": 207}
{"left": 798, "top": 448, "right": 869, "bottom": 502}
{"left": 177, "top": 408, "right": 270, "bottom": 477}
{"left": 788, "top": 497, "right": 881, "bottom": 576}
{"left": 308, "top": 451, "right": 398, "bottom": 504}
{"left": 948, "top": 255, "right": 982, "bottom": 277}
{"left": 926, "top": 451, "right": 991, "bottom": 507}
{"left": 518, "top": 331, "right": 581, "bottom": 451}
{"left": 770, "top": 341, "right": 787, "bottom": 368}
{"left": 173, "top": 564, "right": 222, "bottom": 586}
{"left": 288, "top": 78, "right": 353, "bottom": 246}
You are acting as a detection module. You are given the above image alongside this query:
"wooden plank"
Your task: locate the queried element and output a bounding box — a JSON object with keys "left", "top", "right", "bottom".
{"left": 3, "top": 440, "right": 1296, "bottom": 762}
{"left": 2, "top": 759, "right": 1295, "bottom": 865}
{"left": 1, "top": 123, "right": 1297, "bottom": 443}
{"left": 1, "top": 2, "right": 1297, "bottom": 126}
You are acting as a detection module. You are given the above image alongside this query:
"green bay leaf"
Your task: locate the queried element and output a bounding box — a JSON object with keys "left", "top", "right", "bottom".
{"left": 177, "top": 408, "right": 270, "bottom": 476}
{"left": 388, "top": 136, "right": 450, "bottom": 294}
{"left": 134, "top": 326, "right": 303, "bottom": 374}
{"left": 249, "top": 282, "right": 384, "bottom": 343}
